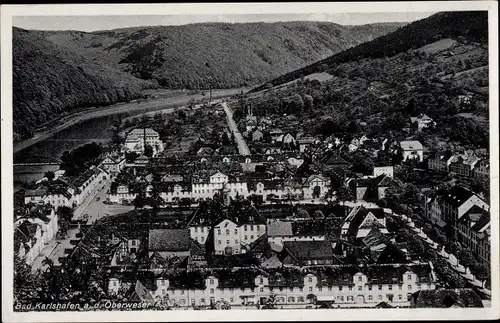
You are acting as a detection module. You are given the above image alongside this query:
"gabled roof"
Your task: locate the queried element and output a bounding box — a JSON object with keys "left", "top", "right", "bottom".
{"left": 320, "top": 152, "right": 349, "bottom": 165}
{"left": 148, "top": 229, "right": 190, "bottom": 252}
{"left": 440, "top": 186, "right": 481, "bottom": 208}
{"left": 268, "top": 221, "right": 293, "bottom": 237}
{"left": 356, "top": 175, "right": 391, "bottom": 188}
{"left": 128, "top": 128, "right": 159, "bottom": 137}
{"left": 24, "top": 187, "right": 48, "bottom": 197}
{"left": 283, "top": 240, "right": 333, "bottom": 261}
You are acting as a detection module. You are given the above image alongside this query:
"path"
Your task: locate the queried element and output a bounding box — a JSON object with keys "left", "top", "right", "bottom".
{"left": 222, "top": 102, "right": 250, "bottom": 155}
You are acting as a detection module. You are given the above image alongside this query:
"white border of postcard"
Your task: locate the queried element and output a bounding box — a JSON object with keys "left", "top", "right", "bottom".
{"left": 1, "top": 1, "right": 499, "bottom": 322}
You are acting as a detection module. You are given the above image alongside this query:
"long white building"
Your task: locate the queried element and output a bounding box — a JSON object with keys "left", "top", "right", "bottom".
{"left": 109, "top": 263, "right": 437, "bottom": 308}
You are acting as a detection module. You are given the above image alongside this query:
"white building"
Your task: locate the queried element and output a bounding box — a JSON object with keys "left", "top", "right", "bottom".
{"left": 267, "top": 220, "right": 325, "bottom": 246}
{"left": 100, "top": 155, "right": 126, "bottom": 174}
{"left": 112, "top": 263, "right": 437, "bottom": 308}
{"left": 410, "top": 114, "right": 436, "bottom": 131}
{"left": 399, "top": 141, "right": 424, "bottom": 162}
{"left": 125, "top": 128, "right": 164, "bottom": 156}
{"left": 213, "top": 219, "right": 266, "bottom": 255}
{"left": 108, "top": 172, "right": 330, "bottom": 204}
{"left": 14, "top": 207, "right": 58, "bottom": 264}
{"left": 373, "top": 166, "right": 394, "bottom": 178}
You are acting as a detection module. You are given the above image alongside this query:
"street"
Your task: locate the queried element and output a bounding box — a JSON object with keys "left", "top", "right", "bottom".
{"left": 74, "top": 178, "right": 134, "bottom": 224}
{"left": 222, "top": 102, "right": 250, "bottom": 155}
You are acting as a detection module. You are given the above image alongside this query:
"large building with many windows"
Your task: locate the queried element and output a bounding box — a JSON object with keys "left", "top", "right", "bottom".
{"left": 109, "top": 263, "right": 437, "bottom": 308}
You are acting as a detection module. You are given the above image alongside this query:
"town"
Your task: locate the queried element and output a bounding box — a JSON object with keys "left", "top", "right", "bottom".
{"left": 14, "top": 95, "right": 491, "bottom": 310}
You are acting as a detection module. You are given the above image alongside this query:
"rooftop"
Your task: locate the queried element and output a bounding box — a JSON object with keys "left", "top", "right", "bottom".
{"left": 267, "top": 221, "right": 293, "bottom": 237}
{"left": 400, "top": 140, "right": 423, "bottom": 151}
{"left": 148, "top": 229, "right": 191, "bottom": 252}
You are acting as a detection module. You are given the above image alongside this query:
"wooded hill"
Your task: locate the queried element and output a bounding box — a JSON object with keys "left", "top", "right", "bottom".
{"left": 250, "top": 11, "right": 488, "bottom": 92}
{"left": 13, "top": 21, "right": 403, "bottom": 142}
{"left": 13, "top": 27, "right": 156, "bottom": 142}
{"left": 40, "top": 21, "right": 404, "bottom": 89}
{"left": 234, "top": 11, "right": 489, "bottom": 152}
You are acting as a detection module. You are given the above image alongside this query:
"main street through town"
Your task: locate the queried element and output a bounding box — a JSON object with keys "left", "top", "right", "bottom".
{"left": 222, "top": 101, "right": 250, "bottom": 155}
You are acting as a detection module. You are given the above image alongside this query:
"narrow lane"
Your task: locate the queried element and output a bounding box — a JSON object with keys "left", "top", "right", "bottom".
{"left": 221, "top": 102, "right": 250, "bottom": 155}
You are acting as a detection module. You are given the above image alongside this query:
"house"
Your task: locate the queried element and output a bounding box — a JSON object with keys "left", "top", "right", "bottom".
{"left": 15, "top": 205, "right": 59, "bottom": 243}
{"left": 410, "top": 289, "right": 483, "bottom": 308}
{"left": 125, "top": 128, "right": 164, "bottom": 156}
{"left": 409, "top": 114, "right": 436, "bottom": 131}
{"left": 263, "top": 146, "right": 282, "bottom": 155}
{"left": 316, "top": 152, "right": 350, "bottom": 172}
{"left": 161, "top": 174, "right": 184, "bottom": 183}
{"left": 189, "top": 225, "right": 211, "bottom": 245}
{"left": 197, "top": 147, "right": 214, "bottom": 156}
{"left": 341, "top": 206, "right": 388, "bottom": 241}
{"left": 399, "top": 141, "right": 424, "bottom": 162}
{"left": 426, "top": 185, "right": 489, "bottom": 238}
{"left": 213, "top": 219, "right": 266, "bottom": 255}
{"left": 424, "top": 195, "right": 447, "bottom": 229}
{"left": 100, "top": 155, "right": 125, "bottom": 174}
{"left": 252, "top": 129, "right": 264, "bottom": 142}
{"left": 449, "top": 154, "right": 481, "bottom": 177}
{"left": 287, "top": 157, "right": 304, "bottom": 168}
{"left": 269, "top": 129, "right": 284, "bottom": 142}
{"left": 70, "top": 166, "right": 109, "bottom": 205}
{"left": 281, "top": 240, "right": 334, "bottom": 266}
{"left": 473, "top": 159, "right": 490, "bottom": 179}
{"left": 457, "top": 206, "right": 490, "bottom": 269}
{"left": 14, "top": 221, "right": 44, "bottom": 265}
{"left": 298, "top": 137, "right": 316, "bottom": 152}
{"left": 24, "top": 187, "right": 48, "bottom": 205}
{"left": 302, "top": 174, "right": 331, "bottom": 199}
{"left": 276, "top": 133, "right": 296, "bottom": 145}
{"left": 148, "top": 229, "right": 191, "bottom": 258}
{"left": 267, "top": 221, "right": 294, "bottom": 245}
{"left": 427, "top": 150, "right": 454, "bottom": 172}
{"left": 133, "top": 263, "right": 437, "bottom": 308}
{"left": 349, "top": 175, "right": 392, "bottom": 202}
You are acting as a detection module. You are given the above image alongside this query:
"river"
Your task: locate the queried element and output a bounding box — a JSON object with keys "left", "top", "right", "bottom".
{"left": 13, "top": 88, "right": 247, "bottom": 187}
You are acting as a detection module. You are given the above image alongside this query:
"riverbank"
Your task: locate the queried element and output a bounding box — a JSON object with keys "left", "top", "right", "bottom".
{"left": 13, "top": 88, "right": 248, "bottom": 154}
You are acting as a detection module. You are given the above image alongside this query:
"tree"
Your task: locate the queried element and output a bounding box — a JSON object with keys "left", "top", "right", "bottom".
{"left": 336, "top": 185, "right": 353, "bottom": 206}
{"left": 457, "top": 249, "right": 477, "bottom": 268}
{"left": 133, "top": 192, "right": 146, "bottom": 209}
{"left": 306, "top": 294, "right": 318, "bottom": 305}
{"left": 264, "top": 292, "right": 278, "bottom": 309}
{"left": 144, "top": 144, "right": 154, "bottom": 157}
{"left": 44, "top": 171, "right": 55, "bottom": 181}
{"left": 303, "top": 94, "right": 314, "bottom": 111}
{"left": 408, "top": 236, "right": 425, "bottom": 255}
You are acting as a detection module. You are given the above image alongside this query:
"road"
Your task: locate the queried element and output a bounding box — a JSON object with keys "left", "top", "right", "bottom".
{"left": 74, "top": 178, "right": 134, "bottom": 224}
{"left": 222, "top": 102, "right": 250, "bottom": 155}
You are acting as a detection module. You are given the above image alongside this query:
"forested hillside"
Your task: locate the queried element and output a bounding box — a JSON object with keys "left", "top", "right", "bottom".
{"left": 251, "top": 11, "right": 488, "bottom": 91}
{"left": 235, "top": 11, "right": 489, "bottom": 151}
{"left": 13, "top": 27, "right": 157, "bottom": 142}
{"left": 40, "top": 21, "right": 404, "bottom": 89}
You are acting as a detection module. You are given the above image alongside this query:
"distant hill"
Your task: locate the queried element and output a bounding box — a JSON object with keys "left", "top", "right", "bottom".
{"left": 13, "top": 27, "right": 156, "bottom": 142}
{"left": 250, "top": 11, "right": 488, "bottom": 92}
{"left": 40, "top": 21, "right": 404, "bottom": 89}
{"left": 13, "top": 21, "right": 404, "bottom": 143}
{"left": 232, "top": 11, "right": 489, "bottom": 152}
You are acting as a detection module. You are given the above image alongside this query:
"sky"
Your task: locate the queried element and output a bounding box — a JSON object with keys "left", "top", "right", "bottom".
{"left": 12, "top": 12, "right": 438, "bottom": 32}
